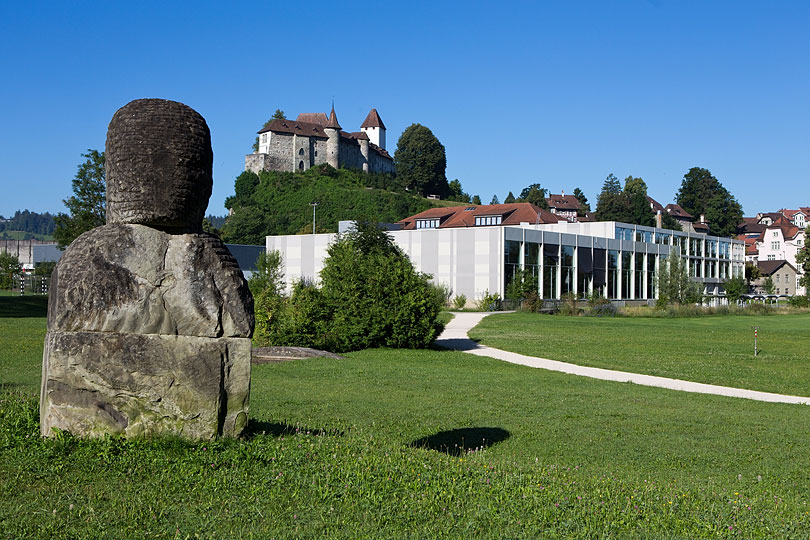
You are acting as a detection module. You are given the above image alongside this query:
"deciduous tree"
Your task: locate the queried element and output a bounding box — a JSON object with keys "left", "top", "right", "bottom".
{"left": 796, "top": 226, "right": 810, "bottom": 293}
{"left": 394, "top": 124, "right": 448, "bottom": 197}
{"left": 675, "top": 167, "right": 743, "bottom": 238}
{"left": 53, "top": 150, "right": 106, "bottom": 249}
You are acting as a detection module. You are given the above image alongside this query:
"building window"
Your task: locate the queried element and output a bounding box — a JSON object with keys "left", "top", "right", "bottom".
{"left": 415, "top": 218, "right": 440, "bottom": 229}
{"left": 504, "top": 241, "right": 521, "bottom": 292}
{"left": 771, "top": 241, "right": 780, "bottom": 250}
{"left": 621, "top": 252, "right": 632, "bottom": 299}
{"left": 261, "top": 133, "right": 267, "bottom": 142}
{"left": 647, "top": 254, "right": 656, "bottom": 299}
{"left": 767, "top": 254, "right": 775, "bottom": 261}
{"left": 561, "top": 246, "right": 574, "bottom": 296}
{"left": 608, "top": 250, "right": 619, "bottom": 299}
{"left": 524, "top": 242, "right": 540, "bottom": 285}
{"left": 475, "top": 215, "right": 502, "bottom": 226}
{"left": 634, "top": 252, "right": 644, "bottom": 299}
{"left": 298, "top": 161, "right": 304, "bottom": 170}
{"left": 298, "top": 148, "right": 305, "bottom": 155}
{"left": 543, "top": 244, "right": 559, "bottom": 299}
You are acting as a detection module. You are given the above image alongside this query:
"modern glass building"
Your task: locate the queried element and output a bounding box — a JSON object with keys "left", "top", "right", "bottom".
{"left": 266, "top": 220, "right": 745, "bottom": 304}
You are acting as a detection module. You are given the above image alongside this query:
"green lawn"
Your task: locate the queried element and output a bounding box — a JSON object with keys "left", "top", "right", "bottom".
{"left": 469, "top": 312, "right": 810, "bottom": 397}
{"left": 3, "top": 306, "right": 810, "bottom": 537}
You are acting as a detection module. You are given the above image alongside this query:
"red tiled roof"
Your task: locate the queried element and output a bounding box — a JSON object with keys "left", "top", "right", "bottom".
{"left": 296, "top": 112, "right": 329, "bottom": 125}
{"left": 360, "top": 108, "right": 386, "bottom": 129}
{"left": 767, "top": 221, "right": 801, "bottom": 240}
{"left": 259, "top": 118, "right": 328, "bottom": 137}
{"left": 666, "top": 204, "right": 693, "bottom": 220}
{"left": 647, "top": 196, "right": 665, "bottom": 214}
{"left": 397, "top": 203, "right": 565, "bottom": 230}
{"left": 546, "top": 194, "right": 580, "bottom": 211}
{"left": 326, "top": 106, "right": 341, "bottom": 129}
{"left": 693, "top": 222, "right": 710, "bottom": 233}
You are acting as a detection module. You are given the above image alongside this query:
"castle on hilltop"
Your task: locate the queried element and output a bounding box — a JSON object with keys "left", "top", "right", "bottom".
{"left": 245, "top": 107, "right": 395, "bottom": 175}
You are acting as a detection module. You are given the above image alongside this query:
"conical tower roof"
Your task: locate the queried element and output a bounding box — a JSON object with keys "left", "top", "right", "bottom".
{"left": 326, "top": 105, "right": 341, "bottom": 130}
{"left": 360, "top": 108, "right": 386, "bottom": 129}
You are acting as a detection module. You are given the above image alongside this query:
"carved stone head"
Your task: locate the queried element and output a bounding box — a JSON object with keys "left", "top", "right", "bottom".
{"left": 105, "top": 99, "right": 213, "bottom": 232}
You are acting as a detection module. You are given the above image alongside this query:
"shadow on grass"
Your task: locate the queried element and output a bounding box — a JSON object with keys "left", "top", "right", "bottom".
{"left": 245, "top": 419, "right": 344, "bottom": 439}
{"left": 0, "top": 295, "right": 48, "bottom": 318}
{"left": 430, "top": 338, "right": 482, "bottom": 352}
{"left": 411, "top": 427, "right": 510, "bottom": 456}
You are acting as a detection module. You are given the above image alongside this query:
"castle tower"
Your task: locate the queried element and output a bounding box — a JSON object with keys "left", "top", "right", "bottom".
{"left": 325, "top": 105, "right": 341, "bottom": 169}
{"left": 360, "top": 108, "right": 386, "bottom": 150}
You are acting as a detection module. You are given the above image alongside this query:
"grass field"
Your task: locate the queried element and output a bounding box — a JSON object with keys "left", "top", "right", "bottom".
{"left": 469, "top": 312, "right": 810, "bottom": 397}
{"left": 2, "top": 298, "right": 810, "bottom": 537}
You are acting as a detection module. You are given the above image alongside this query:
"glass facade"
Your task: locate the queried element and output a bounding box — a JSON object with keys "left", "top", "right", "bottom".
{"left": 543, "top": 244, "right": 559, "bottom": 299}
{"left": 621, "top": 252, "right": 632, "bottom": 299}
{"left": 504, "top": 240, "right": 520, "bottom": 291}
{"left": 607, "top": 250, "right": 619, "bottom": 299}
{"left": 561, "top": 246, "right": 575, "bottom": 296}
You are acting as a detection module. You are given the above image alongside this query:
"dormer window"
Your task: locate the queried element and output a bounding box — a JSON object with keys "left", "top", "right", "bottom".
{"left": 475, "top": 215, "right": 502, "bottom": 226}
{"left": 416, "top": 218, "right": 440, "bottom": 229}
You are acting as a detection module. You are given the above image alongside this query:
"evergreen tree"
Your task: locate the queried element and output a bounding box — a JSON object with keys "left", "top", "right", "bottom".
{"left": 656, "top": 255, "right": 700, "bottom": 305}
{"left": 504, "top": 191, "right": 516, "bottom": 204}
{"left": 53, "top": 150, "right": 106, "bottom": 249}
{"left": 573, "top": 187, "right": 590, "bottom": 216}
{"left": 490, "top": 195, "right": 500, "bottom": 205}
{"left": 471, "top": 195, "right": 482, "bottom": 205}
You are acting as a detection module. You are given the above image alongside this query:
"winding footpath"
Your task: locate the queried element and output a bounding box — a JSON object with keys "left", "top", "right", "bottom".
{"left": 435, "top": 311, "right": 810, "bottom": 406}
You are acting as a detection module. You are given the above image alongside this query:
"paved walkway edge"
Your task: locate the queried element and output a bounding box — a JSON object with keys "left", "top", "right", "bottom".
{"left": 435, "top": 311, "right": 810, "bottom": 406}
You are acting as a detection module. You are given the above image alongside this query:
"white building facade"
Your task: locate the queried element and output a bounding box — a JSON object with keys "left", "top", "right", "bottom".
{"left": 267, "top": 221, "right": 745, "bottom": 304}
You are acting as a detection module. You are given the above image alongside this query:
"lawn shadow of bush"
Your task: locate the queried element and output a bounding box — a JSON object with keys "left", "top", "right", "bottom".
{"left": 245, "top": 419, "right": 344, "bottom": 439}
{"left": 410, "top": 427, "right": 510, "bottom": 456}
{"left": 0, "top": 295, "right": 48, "bottom": 318}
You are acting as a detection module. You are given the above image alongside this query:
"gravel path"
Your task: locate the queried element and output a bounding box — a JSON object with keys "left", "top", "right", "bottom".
{"left": 435, "top": 311, "right": 810, "bottom": 406}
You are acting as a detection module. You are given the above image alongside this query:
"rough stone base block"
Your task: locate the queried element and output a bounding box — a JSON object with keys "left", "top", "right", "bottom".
{"left": 40, "top": 331, "right": 251, "bottom": 439}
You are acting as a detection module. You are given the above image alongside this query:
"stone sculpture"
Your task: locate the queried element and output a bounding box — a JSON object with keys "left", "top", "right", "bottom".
{"left": 40, "top": 99, "right": 254, "bottom": 439}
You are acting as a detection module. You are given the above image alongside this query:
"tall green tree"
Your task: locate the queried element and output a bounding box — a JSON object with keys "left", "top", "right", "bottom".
{"left": 0, "top": 252, "right": 22, "bottom": 289}
{"left": 675, "top": 167, "right": 743, "bottom": 238}
{"left": 517, "top": 184, "right": 549, "bottom": 209}
{"left": 252, "top": 109, "right": 286, "bottom": 152}
{"left": 573, "top": 187, "right": 590, "bottom": 216}
{"left": 394, "top": 124, "right": 448, "bottom": 197}
{"left": 447, "top": 179, "right": 470, "bottom": 202}
{"left": 490, "top": 195, "right": 500, "bottom": 205}
{"left": 504, "top": 191, "right": 516, "bottom": 204}
{"left": 53, "top": 150, "right": 106, "bottom": 249}
{"left": 623, "top": 176, "right": 648, "bottom": 196}
{"left": 724, "top": 276, "right": 748, "bottom": 303}
{"left": 471, "top": 195, "right": 482, "bottom": 205}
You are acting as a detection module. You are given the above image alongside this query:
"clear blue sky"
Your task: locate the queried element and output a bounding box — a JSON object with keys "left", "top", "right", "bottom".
{"left": 1, "top": 1, "right": 807, "bottom": 220}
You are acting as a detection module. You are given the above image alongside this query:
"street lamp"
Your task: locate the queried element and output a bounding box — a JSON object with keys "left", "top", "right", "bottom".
{"left": 310, "top": 202, "right": 318, "bottom": 234}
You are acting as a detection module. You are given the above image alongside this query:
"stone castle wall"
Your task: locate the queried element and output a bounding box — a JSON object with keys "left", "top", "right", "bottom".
{"left": 246, "top": 133, "right": 392, "bottom": 174}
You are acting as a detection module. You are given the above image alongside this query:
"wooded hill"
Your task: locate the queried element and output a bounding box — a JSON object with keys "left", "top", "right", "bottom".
{"left": 221, "top": 165, "right": 462, "bottom": 245}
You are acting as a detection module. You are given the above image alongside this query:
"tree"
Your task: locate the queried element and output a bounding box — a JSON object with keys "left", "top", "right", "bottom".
{"left": 0, "top": 251, "right": 22, "bottom": 289}
{"left": 248, "top": 250, "right": 285, "bottom": 298}
{"left": 490, "top": 195, "right": 500, "bottom": 205}
{"left": 394, "top": 124, "right": 448, "bottom": 197}
{"left": 724, "top": 276, "right": 748, "bottom": 304}
{"left": 221, "top": 206, "right": 269, "bottom": 245}
{"left": 675, "top": 167, "right": 743, "bottom": 238}
{"left": 762, "top": 276, "right": 775, "bottom": 295}
{"left": 516, "top": 184, "right": 549, "bottom": 209}
{"left": 447, "top": 179, "right": 470, "bottom": 202}
{"left": 796, "top": 226, "right": 810, "bottom": 293}
{"left": 504, "top": 191, "right": 516, "bottom": 204}
{"left": 573, "top": 187, "right": 590, "bottom": 216}
{"left": 53, "top": 150, "right": 106, "bottom": 249}
{"left": 471, "top": 195, "right": 482, "bottom": 205}
{"left": 656, "top": 254, "right": 701, "bottom": 305}
{"left": 252, "top": 109, "right": 286, "bottom": 152}
{"left": 623, "top": 176, "right": 648, "bottom": 196}
{"left": 744, "top": 261, "right": 761, "bottom": 284}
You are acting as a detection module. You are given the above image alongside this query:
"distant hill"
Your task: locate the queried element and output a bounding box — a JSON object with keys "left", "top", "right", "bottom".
{"left": 221, "top": 165, "right": 464, "bottom": 245}
{"left": 0, "top": 210, "right": 55, "bottom": 238}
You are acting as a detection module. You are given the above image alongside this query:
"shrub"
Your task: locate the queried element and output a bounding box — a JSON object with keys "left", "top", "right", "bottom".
{"left": 431, "top": 282, "right": 453, "bottom": 308}
{"left": 477, "top": 290, "right": 502, "bottom": 311}
{"left": 257, "top": 222, "right": 445, "bottom": 353}
{"left": 452, "top": 294, "right": 467, "bottom": 310}
{"left": 0, "top": 251, "right": 22, "bottom": 290}
{"left": 558, "top": 292, "right": 582, "bottom": 316}
{"left": 788, "top": 295, "right": 810, "bottom": 308}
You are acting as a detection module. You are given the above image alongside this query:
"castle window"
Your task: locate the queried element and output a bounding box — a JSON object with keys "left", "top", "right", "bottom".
{"left": 298, "top": 148, "right": 304, "bottom": 155}
{"left": 298, "top": 161, "right": 304, "bottom": 170}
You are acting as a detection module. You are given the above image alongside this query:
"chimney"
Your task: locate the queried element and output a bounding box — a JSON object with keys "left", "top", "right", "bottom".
{"left": 656, "top": 210, "right": 663, "bottom": 229}
{"left": 700, "top": 214, "right": 706, "bottom": 223}
{"left": 561, "top": 189, "right": 565, "bottom": 197}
